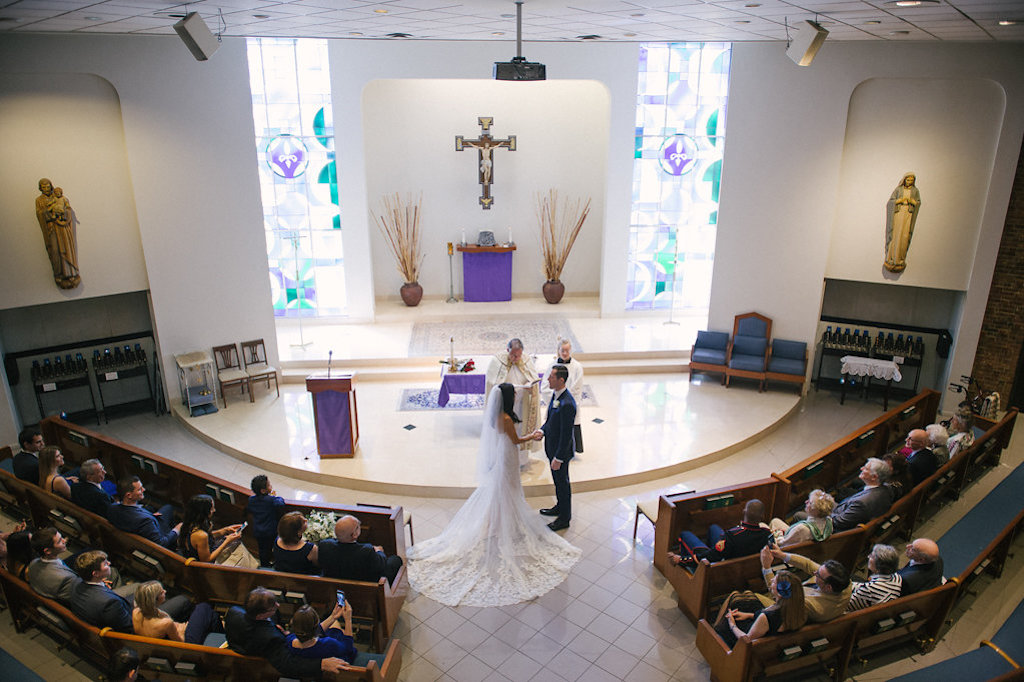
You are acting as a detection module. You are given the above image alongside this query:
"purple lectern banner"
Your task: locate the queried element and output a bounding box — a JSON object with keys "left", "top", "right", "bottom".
{"left": 315, "top": 390, "right": 352, "bottom": 454}
{"left": 463, "top": 251, "right": 513, "bottom": 302}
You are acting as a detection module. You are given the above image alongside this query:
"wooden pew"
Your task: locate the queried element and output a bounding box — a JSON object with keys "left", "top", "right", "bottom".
{"left": 695, "top": 580, "right": 958, "bottom": 682}
{"left": 187, "top": 560, "right": 407, "bottom": 654}
{"left": 0, "top": 567, "right": 402, "bottom": 681}
{"left": 38, "top": 416, "right": 406, "bottom": 558}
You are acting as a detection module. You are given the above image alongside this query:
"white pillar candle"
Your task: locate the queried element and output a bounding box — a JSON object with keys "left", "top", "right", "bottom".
{"left": 508, "top": 227, "right": 513, "bottom": 244}
{"left": 461, "top": 229, "right": 466, "bottom": 245}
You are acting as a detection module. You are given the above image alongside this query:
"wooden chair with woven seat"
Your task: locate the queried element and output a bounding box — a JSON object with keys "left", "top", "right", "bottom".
{"left": 212, "top": 343, "right": 252, "bottom": 407}
{"left": 240, "top": 338, "right": 280, "bottom": 400}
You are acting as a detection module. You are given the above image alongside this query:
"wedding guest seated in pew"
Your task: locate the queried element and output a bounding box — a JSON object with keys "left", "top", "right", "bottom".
{"left": 713, "top": 570, "right": 807, "bottom": 649}
{"left": 882, "top": 453, "right": 912, "bottom": 501}
{"left": 288, "top": 601, "right": 384, "bottom": 667}
{"left": 108, "top": 647, "right": 140, "bottom": 682}
{"left": 668, "top": 499, "right": 772, "bottom": 567}
{"left": 905, "top": 429, "right": 939, "bottom": 487}
{"left": 225, "top": 587, "right": 350, "bottom": 678}
{"left": 847, "top": 544, "right": 902, "bottom": 611}
{"left": 70, "top": 458, "right": 114, "bottom": 517}
{"left": 0, "top": 521, "right": 27, "bottom": 572}
{"left": 246, "top": 474, "right": 286, "bottom": 567}
{"left": 27, "top": 527, "right": 133, "bottom": 603}
{"left": 898, "top": 538, "right": 945, "bottom": 596}
{"left": 760, "top": 545, "right": 851, "bottom": 622}
{"left": 180, "top": 494, "right": 258, "bottom": 568}
{"left": 926, "top": 424, "right": 950, "bottom": 465}
{"left": 107, "top": 476, "right": 181, "bottom": 550}
{"left": 133, "top": 580, "right": 224, "bottom": 646}
{"left": 39, "top": 446, "right": 74, "bottom": 500}
{"left": 766, "top": 489, "right": 835, "bottom": 548}
{"left": 274, "top": 511, "right": 319, "bottom": 575}
{"left": 946, "top": 412, "right": 975, "bottom": 460}
{"left": 830, "top": 458, "right": 893, "bottom": 532}
{"left": 319, "top": 515, "right": 403, "bottom": 585}
{"left": 4, "top": 528, "right": 33, "bottom": 579}
{"left": 13, "top": 427, "right": 44, "bottom": 484}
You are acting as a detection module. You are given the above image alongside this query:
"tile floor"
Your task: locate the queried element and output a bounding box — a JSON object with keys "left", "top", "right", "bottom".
{"left": 2, "top": 380, "right": 1021, "bottom": 681}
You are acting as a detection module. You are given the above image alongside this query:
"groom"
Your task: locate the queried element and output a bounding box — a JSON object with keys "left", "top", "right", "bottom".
{"left": 534, "top": 364, "right": 576, "bottom": 531}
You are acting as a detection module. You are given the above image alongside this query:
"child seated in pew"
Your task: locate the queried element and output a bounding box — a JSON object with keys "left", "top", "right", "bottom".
{"left": 246, "top": 474, "right": 286, "bottom": 567}
{"left": 287, "top": 601, "right": 386, "bottom": 669}
{"left": 132, "top": 580, "right": 225, "bottom": 646}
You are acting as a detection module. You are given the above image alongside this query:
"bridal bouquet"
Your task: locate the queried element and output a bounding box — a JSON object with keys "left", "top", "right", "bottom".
{"left": 304, "top": 510, "right": 339, "bottom": 542}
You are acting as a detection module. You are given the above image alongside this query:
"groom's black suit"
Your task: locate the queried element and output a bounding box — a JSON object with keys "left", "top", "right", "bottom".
{"left": 542, "top": 389, "right": 576, "bottom": 525}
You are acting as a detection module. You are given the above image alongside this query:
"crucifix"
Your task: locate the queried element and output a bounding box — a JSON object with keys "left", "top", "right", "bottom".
{"left": 455, "top": 117, "right": 516, "bottom": 209}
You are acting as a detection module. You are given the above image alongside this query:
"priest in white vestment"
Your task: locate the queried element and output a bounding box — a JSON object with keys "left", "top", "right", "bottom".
{"left": 485, "top": 338, "right": 541, "bottom": 466}
{"left": 542, "top": 338, "right": 584, "bottom": 454}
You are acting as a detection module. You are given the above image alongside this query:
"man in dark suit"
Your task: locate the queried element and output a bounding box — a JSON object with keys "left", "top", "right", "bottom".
{"left": 13, "top": 427, "right": 44, "bottom": 484}
{"left": 535, "top": 364, "right": 576, "bottom": 531}
{"left": 898, "top": 538, "right": 945, "bottom": 595}
{"left": 68, "top": 550, "right": 133, "bottom": 632}
{"left": 904, "top": 429, "right": 939, "bottom": 486}
{"left": 830, "top": 458, "right": 893, "bottom": 532}
{"left": 225, "top": 587, "right": 348, "bottom": 678}
{"left": 71, "top": 458, "right": 114, "bottom": 517}
{"left": 669, "top": 499, "right": 772, "bottom": 565}
{"left": 318, "top": 515, "right": 403, "bottom": 585}
{"left": 28, "top": 526, "right": 144, "bottom": 603}
{"left": 106, "top": 476, "right": 181, "bottom": 549}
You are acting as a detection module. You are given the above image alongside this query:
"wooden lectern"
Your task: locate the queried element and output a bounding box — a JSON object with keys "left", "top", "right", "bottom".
{"left": 306, "top": 373, "right": 359, "bottom": 458}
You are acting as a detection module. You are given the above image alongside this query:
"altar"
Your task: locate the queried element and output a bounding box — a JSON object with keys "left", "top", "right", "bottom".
{"left": 457, "top": 244, "right": 516, "bottom": 302}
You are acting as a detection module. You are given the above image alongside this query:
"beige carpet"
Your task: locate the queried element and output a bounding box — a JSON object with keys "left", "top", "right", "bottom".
{"left": 408, "top": 318, "right": 582, "bottom": 356}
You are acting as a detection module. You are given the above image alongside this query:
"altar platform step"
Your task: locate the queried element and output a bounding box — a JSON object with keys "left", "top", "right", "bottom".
{"left": 279, "top": 349, "right": 690, "bottom": 384}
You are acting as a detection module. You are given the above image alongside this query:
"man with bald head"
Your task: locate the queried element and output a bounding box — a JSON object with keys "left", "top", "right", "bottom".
{"left": 318, "top": 515, "right": 403, "bottom": 585}
{"left": 898, "top": 538, "right": 944, "bottom": 596}
{"left": 905, "top": 429, "right": 939, "bottom": 486}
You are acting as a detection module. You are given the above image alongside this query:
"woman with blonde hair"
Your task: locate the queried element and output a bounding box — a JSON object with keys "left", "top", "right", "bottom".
{"left": 716, "top": 571, "right": 806, "bottom": 648}
{"left": 767, "top": 489, "right": 835, "bottom": 548}
{"left": 132, "top": 580, "right": 222, "bottom": 645}
{"left": 38, "top": 446, "right": 73, "bottom": 500}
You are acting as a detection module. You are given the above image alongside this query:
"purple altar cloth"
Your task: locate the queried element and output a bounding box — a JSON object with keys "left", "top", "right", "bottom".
{"left": 438, "top": 373, "right": 486, "bottom": 406}
{"left": 462, "top": 251, "right": 513, "bottom": 302}
{"left": 314, "top": 390, "right": 353, "bottom": 454}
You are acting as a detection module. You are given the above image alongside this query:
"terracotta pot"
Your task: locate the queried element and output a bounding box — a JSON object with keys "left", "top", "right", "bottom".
{"left": 400, "top": 281, "right": 423, "bottom": 307}
{"left": 542, "top": 279, "right": 565, "bottom": 304}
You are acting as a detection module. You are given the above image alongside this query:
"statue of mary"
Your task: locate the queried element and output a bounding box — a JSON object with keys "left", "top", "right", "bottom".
{"left": 884, "top": 172, "right": 922, "bottom": 273}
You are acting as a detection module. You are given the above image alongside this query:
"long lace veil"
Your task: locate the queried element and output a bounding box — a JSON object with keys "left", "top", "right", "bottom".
{"left": 476, "top": 385, "right": 506, "bottom": 486}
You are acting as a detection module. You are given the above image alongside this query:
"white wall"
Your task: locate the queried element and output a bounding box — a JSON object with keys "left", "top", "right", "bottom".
{"left": 361, "top": 78, "right": 608, "bottom": 298}
{"left": 712, "top": 42, "right": 1024, "bottom": 407}
{"left": 0, "top": 35, "right": 280, "bottom": 414}
{"left": 0, "top": 73, "right": 148, "bottom": 308}
{"left": 826, "top": 78, "right": 1004, "bottom": 289}
{"left": 328, "top": 40, "right": 639, "bottom": 320}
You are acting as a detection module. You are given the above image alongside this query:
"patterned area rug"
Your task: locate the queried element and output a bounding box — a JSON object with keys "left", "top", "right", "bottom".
{"left": 399, "top": 385, "right": 598, "bottom": 412}
{"left": 408, "top": 318, "right": 582, "bottom": 356}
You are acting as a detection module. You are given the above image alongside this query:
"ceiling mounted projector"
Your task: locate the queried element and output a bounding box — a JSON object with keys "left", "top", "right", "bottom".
{"left": 786, "top": 20, "right": 828, "bottom": 66}
{"left": 494, "top": 1, "right": 546, "bottom": 81}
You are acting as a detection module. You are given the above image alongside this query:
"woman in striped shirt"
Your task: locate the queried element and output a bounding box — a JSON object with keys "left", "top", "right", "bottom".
{"left": 847, "top": 544, "right": 902, "bottom": 611}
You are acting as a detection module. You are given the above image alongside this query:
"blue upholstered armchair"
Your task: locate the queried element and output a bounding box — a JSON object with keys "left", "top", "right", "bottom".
{"left": 726, "top": 312, "right": 772, "bottom": 390}
{"left": 689, "top": 330, "right": 730, "bottom": 384}
{"left": 765, "top": 339, "right": 808, "bottom": 391}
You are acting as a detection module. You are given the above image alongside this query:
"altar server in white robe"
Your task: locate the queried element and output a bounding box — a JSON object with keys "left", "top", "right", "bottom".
{"left": 485, "top": 338, "right": 541, "bottom": 466}
{"left": 543, "top": 338, "right": 584, "bottom": 454}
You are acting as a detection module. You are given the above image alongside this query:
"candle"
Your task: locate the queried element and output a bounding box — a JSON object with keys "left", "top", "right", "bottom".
{"left": 461, "top": 229, "right": 466, "bottom": 245}
{"left": 508, "top": 227, "right": 513, "bottom": 244}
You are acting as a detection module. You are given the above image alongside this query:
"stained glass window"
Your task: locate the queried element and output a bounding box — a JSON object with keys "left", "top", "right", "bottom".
{"left": 628, "top": 43, "right": 731, "bottom": 311}
{"left": 247, "top": 38, "right": 345, "bottom": 317}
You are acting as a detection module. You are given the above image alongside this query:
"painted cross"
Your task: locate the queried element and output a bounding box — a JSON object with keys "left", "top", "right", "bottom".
{"left": 455, "top": 117, "right": 516, "bottom": 210}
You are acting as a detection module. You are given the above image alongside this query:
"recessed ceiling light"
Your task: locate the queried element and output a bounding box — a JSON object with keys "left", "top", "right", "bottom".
{"left": 631, "top": 12, "right": 645, "bottom": 17}
{"left": 735, "top": 20, "right": 750, "bottom": 24}
{"left": 374, "top": 8, "right": 388, "bottom": 14}
{"left": 167, "top": 13, "right": 186, "bottom": 19}
{"left": 252, "top": 14, "right": 270, "bottom": 19}
{"left": 891, "top": 0, "right": 939, "bottom": 6}
{"left": 577, "top": 34, "right": 601, "bottom": 40}
{"left": 864, "top": 20, "right": 882, "bottom": 25}
{"left": 998, "top": 20, "right": 1018, "bottom": 26}
{"left": 624, "top": 32, "right": 637, "bottom": 37}
{"left": 0, "top": 16, "right": 22, "bottom": 22}
{"left": 889, "top": 29, "right": 910, "bottom": 35}
{"left": 349, "top": 31, "right": 363, "bottom": 35}
{"left": 84, "top": 16, "right": 102, "bottom": 21}
{"left": 500, "top": 13, "right": 515, "bottom": 18}
{"left": 386, "top": 32, "right": 411, "bottom": 38}
{"left": 492, "top": 31, "right": 504, "bottom": 35}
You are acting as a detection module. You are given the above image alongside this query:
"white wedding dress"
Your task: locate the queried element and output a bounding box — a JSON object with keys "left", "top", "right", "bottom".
{"left": 407, "top": 386, "right": 582, "bottom": 607}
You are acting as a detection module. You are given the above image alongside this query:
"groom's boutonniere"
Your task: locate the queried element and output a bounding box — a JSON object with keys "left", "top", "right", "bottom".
{"left": 552, "top": 399, "right": 560, "bottom": 409}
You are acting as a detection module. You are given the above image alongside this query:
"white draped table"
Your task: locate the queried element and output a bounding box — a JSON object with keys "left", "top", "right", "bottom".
{"left": 840, "top": 355, "right": 903, "bottom": 410}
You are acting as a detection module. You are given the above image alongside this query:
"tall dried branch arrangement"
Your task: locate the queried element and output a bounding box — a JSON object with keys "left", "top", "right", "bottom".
{"left": 536, "top": 190, "right": 591, "bottom": 282}
{"left": 373, "top": 193, "right": 424, "bottom": 283}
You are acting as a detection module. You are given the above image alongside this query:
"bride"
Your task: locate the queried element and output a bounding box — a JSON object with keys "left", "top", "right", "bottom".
{"left": 407, "top": 383, "right": 581, "bottom": 607}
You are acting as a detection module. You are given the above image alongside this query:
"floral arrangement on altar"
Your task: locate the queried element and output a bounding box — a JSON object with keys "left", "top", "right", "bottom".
{"left": 303, "top": 510, "right": 339, "bottom": 542}
{"left": 440, "top": 358, "right": 475, "bottom": 372}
